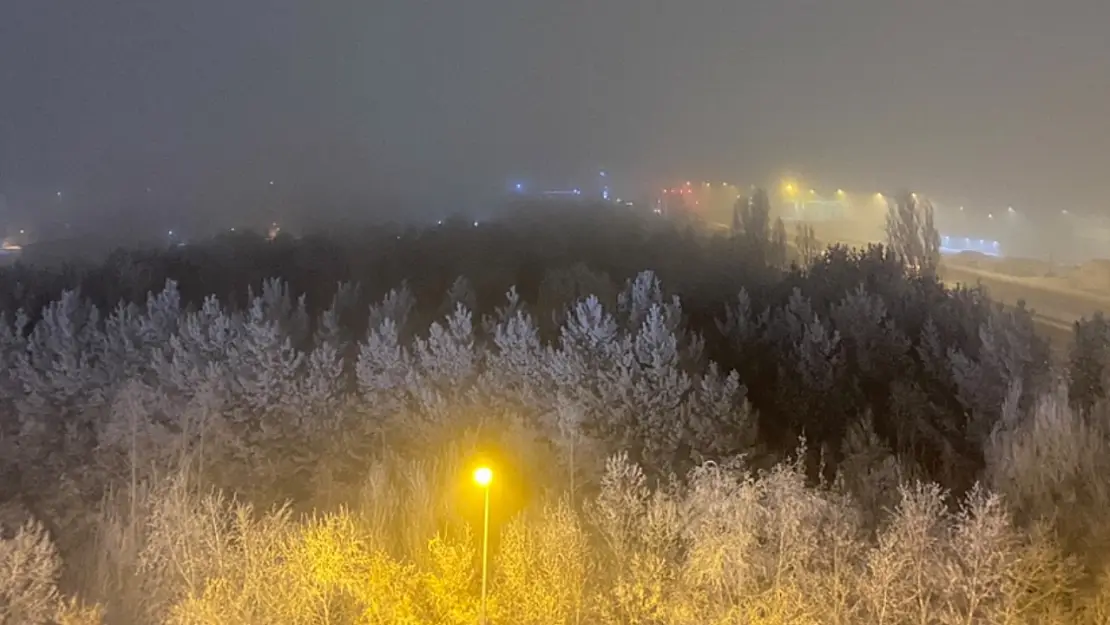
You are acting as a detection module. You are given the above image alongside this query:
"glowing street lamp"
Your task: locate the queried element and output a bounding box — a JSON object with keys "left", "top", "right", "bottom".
{"left": 474, "top": 466, "right": 493, "bottom": 623}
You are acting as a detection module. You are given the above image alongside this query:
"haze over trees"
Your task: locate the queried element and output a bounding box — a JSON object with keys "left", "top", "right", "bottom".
{"left": 1, "top": 197, "right": 1109, "bottom": 623}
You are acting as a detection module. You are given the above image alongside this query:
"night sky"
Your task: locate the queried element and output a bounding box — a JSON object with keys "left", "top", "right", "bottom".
{"left": 3, "top": 1, "right": 1109, "bottom": 229}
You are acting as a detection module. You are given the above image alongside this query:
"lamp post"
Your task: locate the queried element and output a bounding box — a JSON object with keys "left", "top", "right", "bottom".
{"left": 473, "top": 466, "right": 493, "bottom": 624}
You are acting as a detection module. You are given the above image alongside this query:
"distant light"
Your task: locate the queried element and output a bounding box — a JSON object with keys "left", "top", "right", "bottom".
{"left": 599, "top": 171, "right": 607, "bottom": 177}
{"left": 56, "top": 191, "right": 62, "bottom": 197}
{"left": 230, "top": 227, "right": 235, "bottom": 231}
{"left": 19, "top": 229, "right": 24, "bottom": 234}
{"left": 515, "top": 183, "right": 523, "bottom": 191}
{"left": 437, "top": 220, "right": 443, "bottom": 225}
{"left": 959, "top": 206, "right": 964, "bottom": 211}
{"left": 168, "top": 230, "right": 174, "bottom": 236}
{"left": 1062, "top": 209, "right": 1069, "bottom": 215}
{"left": 573, "top": 188, "right": 581, "bottom": 195}
{"left": 269, "top": 181, "right": 274, "bottom": 186}
{"left": 809, "top": 189, "right": 817, "bottom": 195}
{"left": 1007, "top": 206, "right": 1015, "bottom": 213}
{"left": 875, "top": 192, "right": 884, "bottom": 200}
{"left": 473, "top": 221, "right": 479, "bottom": 227}
{"left": 685, "top": 181, "right": 691, "bottom": 186}
{"left": 988, "top": 213, "right": 993, "bottom": 219}
{"left": 911, "top": 192, "right": 918, "bottom": 199}
{"left": 836, "top": 189, "right": 845, "bottom": 195}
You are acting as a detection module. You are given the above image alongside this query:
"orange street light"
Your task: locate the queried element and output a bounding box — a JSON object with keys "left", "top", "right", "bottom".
{"left": 474, "top": 467, "right": 493, "bottom": 623}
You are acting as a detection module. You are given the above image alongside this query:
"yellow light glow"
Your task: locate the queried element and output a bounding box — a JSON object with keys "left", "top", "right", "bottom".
{"left": 809, "top": 188, "right": 817, "bottom": 195}
{"left": 836, "top": 189, "right": 845, "bottom": 195}
{"left": 783, "top": 183, "right": 796, "bottom": 195}
{"left": 474, "top": 467, "right": 493, "bottom": 486}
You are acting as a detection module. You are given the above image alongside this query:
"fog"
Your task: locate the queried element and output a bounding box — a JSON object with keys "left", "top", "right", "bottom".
{"left": 3, "top": 1, "right": 1110, "bottom": 242}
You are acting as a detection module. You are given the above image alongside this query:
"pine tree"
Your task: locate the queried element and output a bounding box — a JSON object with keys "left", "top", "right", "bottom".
{"left": 441, "top": 276, "right": 477, "bottom": 318}
{"left": 367, "top": 283, "right": 415, "bottom": 338}
{"left": 356, "top": 317, "right": 412, "bottom": 420}
{"left": 1067, "top": 313, "right": 1110, "bottom": 415}
{"left": 228, "top": 295, "right": 304, "bottom": 415}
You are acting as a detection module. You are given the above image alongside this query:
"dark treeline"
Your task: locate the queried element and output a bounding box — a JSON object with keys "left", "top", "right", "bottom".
{"left": 0, "top": 201, "right": 1068, "bottom": 491}
{"left": 5, "top": 197, "right": 1110, "bottom": 623}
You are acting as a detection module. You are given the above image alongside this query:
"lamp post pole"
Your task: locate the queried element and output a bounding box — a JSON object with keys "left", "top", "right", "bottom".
{"left": 481, "top": 483, "right": 490, "bottom": 624}
{"left": 473, "top": 467, "right": 493, "bottom": 624}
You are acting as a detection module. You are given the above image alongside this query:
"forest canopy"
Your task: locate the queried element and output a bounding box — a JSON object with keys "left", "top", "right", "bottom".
{"left": 2, "top": 201, "right": 1110, "bottom": 623}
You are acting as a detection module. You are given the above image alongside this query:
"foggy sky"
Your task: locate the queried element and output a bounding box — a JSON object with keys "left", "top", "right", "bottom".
{"left": 3, "top": 1, "right": 1109, "bottom": 230}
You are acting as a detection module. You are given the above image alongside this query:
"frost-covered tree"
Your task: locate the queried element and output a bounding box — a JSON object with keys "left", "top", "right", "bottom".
{"left": 481, "top": 289, "right": 549, "bottom": 409}
{"left": 796, "top": 222, "right": 821, "bottom": 266}
{"left": 367, "top": 282, "right": 415, "bottom": 336}
{"left": 154, "top": 295, "right": 237, "bottom": 402}
{"left": 885, "top": 191, "right": 941, "bottom": 274}
{"left": 227, "top": 295, "right": 303, "bottom": 416}
{"left": 248, "top": 278, "right": 310, "bottom": 349}
{"left": 0, "top": 520, "right": 62, "bottom": 624}
{"left": 617, "top": 270, "right": 703, "bottom": 366}
{"left": 356, "top": 317, "right": 411, "bottom": 421}
{"left": 1068, "top": 313, "right": 1110, "bottom": 415}
{"left": 441, "top": 275, "right": 476, "bottom": 318}
{"left": 297, "top": 321, "right": 347, "bottom": 417}
{"left": 14, "top": 290, "right": 106, "bottom": 462}
{"left": 949, "top": 302, "right": 1049, "bottom": 447}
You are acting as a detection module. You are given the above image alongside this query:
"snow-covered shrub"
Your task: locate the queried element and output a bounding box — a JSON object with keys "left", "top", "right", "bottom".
{"left": 0, "top": 519, "right": 99, "bottom": 624}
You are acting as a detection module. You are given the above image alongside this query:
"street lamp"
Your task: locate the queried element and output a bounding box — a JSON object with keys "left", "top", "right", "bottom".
{"left": 474, "top": 466, "right": 493, "bottom": 624}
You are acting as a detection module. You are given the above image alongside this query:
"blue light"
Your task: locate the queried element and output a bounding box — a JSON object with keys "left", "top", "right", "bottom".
{"left": 602, "top": 189, "right": 610, "bottom": 200}
{"left": 514, "top": 183, "right": 523, "bottom": 191}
